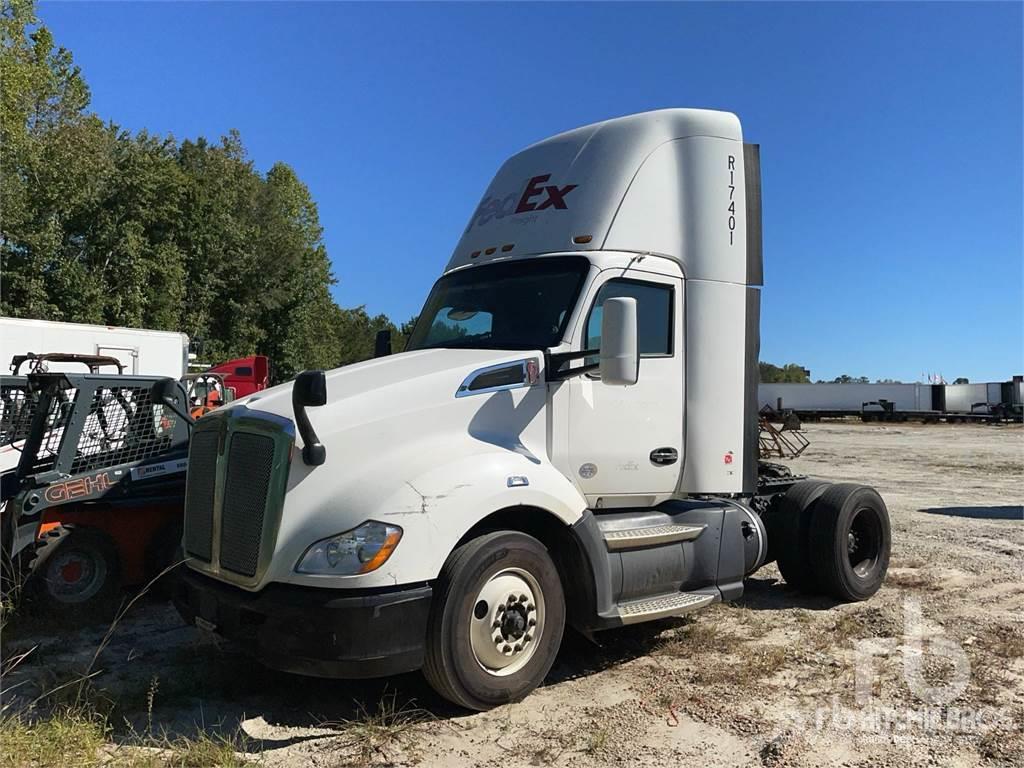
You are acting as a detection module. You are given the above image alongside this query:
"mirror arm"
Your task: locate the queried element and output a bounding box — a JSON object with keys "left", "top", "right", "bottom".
{"left": 545, "top": 349, "right": 600, "bottom": 382}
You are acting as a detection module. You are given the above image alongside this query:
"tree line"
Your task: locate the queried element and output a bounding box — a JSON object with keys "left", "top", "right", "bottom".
{"left": 0, "top": 0, "right": 410, "bottom": 382}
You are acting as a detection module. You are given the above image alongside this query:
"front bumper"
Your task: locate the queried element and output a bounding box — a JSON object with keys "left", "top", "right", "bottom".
{"left": 174, "top": 568, "right": 433, "bottom": 679}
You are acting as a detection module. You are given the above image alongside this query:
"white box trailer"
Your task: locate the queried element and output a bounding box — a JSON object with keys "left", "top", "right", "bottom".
{"left": 0, "top": 317, "right": 188, "bottom": 379}
{"left": 759, "top": 382, "right": 934, "bottom": 413}
{"left": 942, "top": 383, "right": 994, "bottom": 413}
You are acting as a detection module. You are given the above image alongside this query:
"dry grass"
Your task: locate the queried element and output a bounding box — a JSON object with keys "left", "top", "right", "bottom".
{"left": 0, "top": 564, "right": 253, "bottom": 768}
{"left": 655, "top": 615, "right": 745, "bottom": 657}
{"left": 0, "top": 709, "right": 252, "bottom": 768}
{"left": 0, "top": 711, "right": 107, "bottom": 768}
{"left": 318, "top": 690, "right": 431, "bottom": 766}
{"left": 584, "top": 724, "right": 609, "bottom": 755}
{"left": 886, "top": 570, "right": 943, "bottom": 591}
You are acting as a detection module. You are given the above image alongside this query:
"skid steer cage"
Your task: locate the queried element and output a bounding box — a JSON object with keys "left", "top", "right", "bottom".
{"left": 0, "top": 376, "right": 36, "bottom": 449}
{"left": 14, "top": 373, "right": 192, "bottom": 484}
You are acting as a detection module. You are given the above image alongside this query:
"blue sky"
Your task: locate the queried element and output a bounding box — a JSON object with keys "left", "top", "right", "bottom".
{"left": 40, "top": 2, "right": 1022, "bottom": 383}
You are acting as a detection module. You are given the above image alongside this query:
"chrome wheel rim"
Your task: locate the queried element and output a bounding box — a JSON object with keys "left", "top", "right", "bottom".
{"left": 469, "top": 567, "right": 544, "bottom": 677}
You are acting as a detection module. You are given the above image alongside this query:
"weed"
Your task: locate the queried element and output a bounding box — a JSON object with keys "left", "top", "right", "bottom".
{"left": 320, "top": 689, "right": 431, "bottom": 766}
{"left": 584, "top": 725, "right": 609, "bottom": 754}
{"left": 0, "top": 710, "right": 107, "bottom": 768}
{"left": 656, "top": 616, "right": 743, "bottom": 657}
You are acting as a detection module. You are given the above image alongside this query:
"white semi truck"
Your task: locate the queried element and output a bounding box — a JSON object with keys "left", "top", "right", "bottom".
{"left": 174, "top": 109, "right": 891, "bottom": 710}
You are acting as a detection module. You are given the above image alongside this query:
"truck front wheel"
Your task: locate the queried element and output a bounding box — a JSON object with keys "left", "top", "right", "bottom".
{"left": 423, "top": 531, "right": 565, "bottom": 710}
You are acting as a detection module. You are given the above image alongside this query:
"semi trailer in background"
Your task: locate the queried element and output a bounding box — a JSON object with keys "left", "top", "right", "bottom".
{"left": 759, "top": 378, "right": 1023, "bottom": 423}
{"left": 1, "top": 317, "right": 189, "bottom": 379}
{"left": 174, "top": 108, "right": 893, "bottom": 710}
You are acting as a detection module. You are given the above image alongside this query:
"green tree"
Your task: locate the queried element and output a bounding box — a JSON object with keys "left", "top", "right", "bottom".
{"left": 759, "top": 361, "right": 811, "bottom": 383}
{"left": 1, "top": 0, "right": 410, "bottom": 383}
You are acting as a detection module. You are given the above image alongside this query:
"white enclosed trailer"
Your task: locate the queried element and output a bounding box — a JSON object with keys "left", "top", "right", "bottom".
{"left": 0, "top": 317, "right": 189, "bottom": 379}
{"left": 175, "top": 110, "right": 891, "bottom": 710}
{"left": 759, "top": 382, "right": 934, "bottom": 413}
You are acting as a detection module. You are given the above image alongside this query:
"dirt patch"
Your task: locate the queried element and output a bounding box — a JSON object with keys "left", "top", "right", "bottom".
{"left": 2, "top": 422, "right": 1022, "bottom": 767}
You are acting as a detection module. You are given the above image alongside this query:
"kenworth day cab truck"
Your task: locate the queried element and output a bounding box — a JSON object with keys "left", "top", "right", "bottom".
{"left": 175, "top": 109, "right": 891, "bottom": 710}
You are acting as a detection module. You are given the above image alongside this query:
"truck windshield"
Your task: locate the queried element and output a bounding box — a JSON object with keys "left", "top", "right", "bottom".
{"left": 407, "top": 256, "right": 590, "bottom": 351}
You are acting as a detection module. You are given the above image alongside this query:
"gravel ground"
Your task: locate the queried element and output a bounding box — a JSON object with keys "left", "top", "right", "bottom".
{"left": 3, "top": 421, "right": 1022, "bottom": 767}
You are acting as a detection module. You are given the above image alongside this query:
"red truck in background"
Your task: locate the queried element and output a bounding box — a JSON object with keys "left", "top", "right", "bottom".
{"left": 205, "top": 355, "right": 269, "bottom": 398}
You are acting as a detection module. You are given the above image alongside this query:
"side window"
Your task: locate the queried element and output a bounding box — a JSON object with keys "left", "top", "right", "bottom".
{"left": 585, "top": 280, "right": 673, "bottom": 357}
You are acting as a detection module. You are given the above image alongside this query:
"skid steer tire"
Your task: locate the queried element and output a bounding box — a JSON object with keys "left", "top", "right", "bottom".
{"left": 423, "top": 531, "right": 565, "bottom": 711}
{"left": 27, "top": 525, "right": 120, "bottom": 619}
{"left": 775, "top": 480, "right": 830, "bottom": 591}
{"left": 809, "top": 484, "right": 891, "bottom": 602}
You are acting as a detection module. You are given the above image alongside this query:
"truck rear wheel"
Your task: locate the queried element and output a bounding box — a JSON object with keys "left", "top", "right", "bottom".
{"left": 809, "top": 484, "right": 890, "bottom": 601}
{"left": 423, "top": 531, "right": 565, "bottom": 711}
{"left": 775, "top": 480, "right": 829, "bottom": 591}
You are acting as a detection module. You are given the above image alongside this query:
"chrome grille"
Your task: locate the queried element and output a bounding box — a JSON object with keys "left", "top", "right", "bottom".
{"left": 181, "top": 410, "right": 290, "bottom": 583}
{"left": 218, "top": 432, "right": 275, "bottom": 577}
{"left": 183, "top": 429, "right": 219, "bottom": 562}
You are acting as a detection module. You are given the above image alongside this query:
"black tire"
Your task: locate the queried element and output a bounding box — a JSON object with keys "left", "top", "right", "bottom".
{"left": 423, "top": 531, "right": 565, "bottom": 711}
{"left": 144, "top": 520, "right": 185, "bottom": 598}
{"left": 0, "top": 502, "right": 26, "bottom": 602}
{"left": 28, "top": 525, "right": 120, "bottom": 612}
{"left": 775, "top": 480, "right": 830, "bottom": 591}
{"left": 808, "top": 483, "right": 891, "bottom": 601}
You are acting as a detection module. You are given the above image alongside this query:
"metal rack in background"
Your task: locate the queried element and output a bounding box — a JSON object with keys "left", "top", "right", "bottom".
{"left": 758, "top": 405, "right": 809, "bottom": 460}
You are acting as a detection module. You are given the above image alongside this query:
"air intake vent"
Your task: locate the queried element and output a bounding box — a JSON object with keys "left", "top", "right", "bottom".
{"left": 218, "top": 432, "right": 275, "bottom": 577}
{"left": 183, "top": 428, "right": 219, "bottom": 562}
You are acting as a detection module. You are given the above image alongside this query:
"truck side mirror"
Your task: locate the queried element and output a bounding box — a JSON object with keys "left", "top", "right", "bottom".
{"left": 294, "top": 370, "right": 327, "bottom": 407}
{"left": 599, "top": 297, "right": 639, "bottom": 386}
{"left": 374, "top": 329, "right": 392, "bottom": 358}
{"left": 293, "top": 370, "right": 327, "bottom": 465}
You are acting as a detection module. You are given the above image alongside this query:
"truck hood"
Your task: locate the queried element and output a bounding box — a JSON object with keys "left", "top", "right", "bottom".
{"left": 226, "top": 347, "right": 538, "bottom": 429}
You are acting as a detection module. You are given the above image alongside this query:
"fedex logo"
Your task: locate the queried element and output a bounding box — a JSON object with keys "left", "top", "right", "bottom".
{"left": 466, "top": 173, "right": 577, "bottom": 232}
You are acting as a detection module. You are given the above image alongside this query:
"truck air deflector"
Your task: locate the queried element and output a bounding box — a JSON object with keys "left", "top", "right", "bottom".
{"left": 448, "top": 109, "right": 749, "bottom": 286}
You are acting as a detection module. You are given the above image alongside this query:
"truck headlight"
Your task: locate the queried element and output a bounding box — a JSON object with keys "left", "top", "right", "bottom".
{"left": 295, "top": 521, "right": 403, "bottom": 575}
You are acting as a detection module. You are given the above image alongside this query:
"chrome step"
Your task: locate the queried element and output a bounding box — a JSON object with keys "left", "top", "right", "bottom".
{"left": 602, "top": 523, "right": 705, "bottom": 551}
{"left": 615, "top": 591, "right": 716, "bottom": 624}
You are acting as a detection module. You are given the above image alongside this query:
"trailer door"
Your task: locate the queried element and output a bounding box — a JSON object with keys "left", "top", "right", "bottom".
{"left": 97, "top": 345, "right": 139, "bottom": 374}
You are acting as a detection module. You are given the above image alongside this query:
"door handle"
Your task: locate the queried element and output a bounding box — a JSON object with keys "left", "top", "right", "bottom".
{"left": 650, "top": 447, "right": 678, "bottom": 466}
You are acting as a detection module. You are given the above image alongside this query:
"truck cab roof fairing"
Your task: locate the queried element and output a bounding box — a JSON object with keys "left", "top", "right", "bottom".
{"left": 449, "top": 108, "right": 759, "bottom": 287}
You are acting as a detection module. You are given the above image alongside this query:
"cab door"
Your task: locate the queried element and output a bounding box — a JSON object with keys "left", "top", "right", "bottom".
{"left": 564, "top": 272, "right": 684, "bottom": 505}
